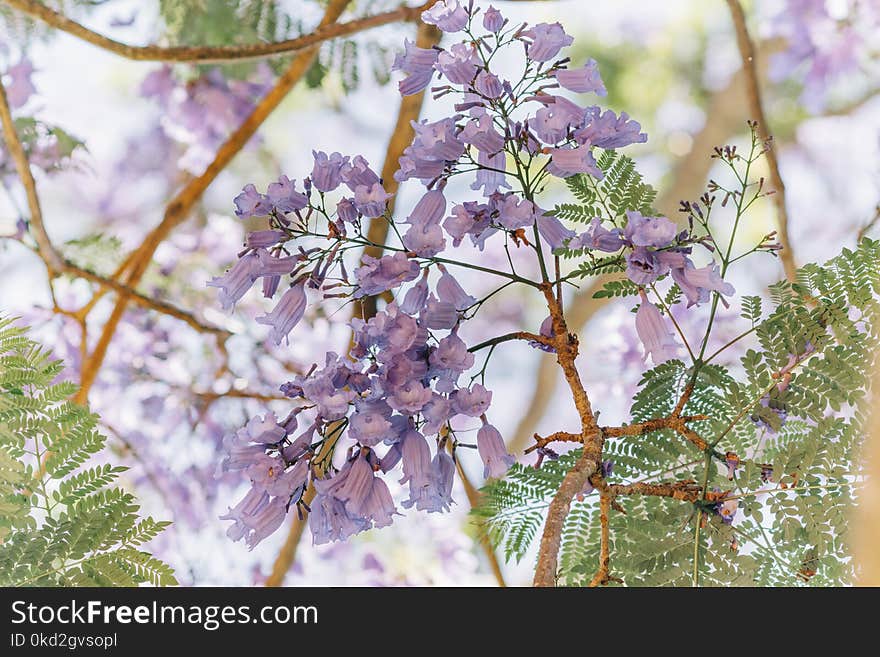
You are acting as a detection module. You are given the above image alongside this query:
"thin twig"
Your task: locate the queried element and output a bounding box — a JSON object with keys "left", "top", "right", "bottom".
{"left": 725, "top": 0, "right": 797, "bottom": 281}
{"left": 3, "top": 0, "right": 438, "bottom": 63}
{"left": 59, "top": 259, "right": 230, "bottom": 336}
{"left": 264, "top": 484, "right": 316, "bottom": 587}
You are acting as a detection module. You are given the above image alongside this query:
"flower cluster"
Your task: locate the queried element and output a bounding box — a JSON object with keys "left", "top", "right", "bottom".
{"left": 210, "top": 1, "right": 736, "bottom": 548}
{"left": 141, "top": 64, "right": 274, "bottom": 173}
{"left": 769, "top": 0, "right": 879, "bottom": 111}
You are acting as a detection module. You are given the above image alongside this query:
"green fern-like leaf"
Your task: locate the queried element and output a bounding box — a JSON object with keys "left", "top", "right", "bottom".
{"left": 0, "top": 316, "right": 175, "bottom": 587}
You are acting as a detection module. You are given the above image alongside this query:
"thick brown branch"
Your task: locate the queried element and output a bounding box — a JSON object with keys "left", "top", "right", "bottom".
{"left": 533, "top": 285, "right": 601, "bottom": 586}
{"left": 509, "top": 275, "right": 611, "bottom": 454}
{"left": 725, "top": 0, "right": 796, "bottom": 282}
{"left": 74, "top": 0, "right": 354, "bottom": 404}
{"left": 588, "top": 493, "right": 612, "bottom": 587}
{"left": 4, "top": 0, "right": 437, "bottom": 63}
{"left": 533, "top": 448, "right": 598, "bottom": 587}
{"left": 0, "top": 77, "right": 63, "bottom": 274}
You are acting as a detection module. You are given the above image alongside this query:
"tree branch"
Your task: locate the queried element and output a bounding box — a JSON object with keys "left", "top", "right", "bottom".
{"left": 588, "top": 493, "right": 612, "bottom": 587}
{"left": 725, "top": 0, "right": 796, "bottom": 281}
{"left": 3, "top": 0, "right": 438, "bottom": 63}
{"left": 0, "top": 76, "right": 63, "bottom": 274}
{"left": 58, "top": 259, "right": 231, "bottom": 336}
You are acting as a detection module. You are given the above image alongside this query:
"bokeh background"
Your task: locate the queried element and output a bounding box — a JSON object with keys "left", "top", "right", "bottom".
{"left": 1, "top": 0, "right": 878, "bottom": 585}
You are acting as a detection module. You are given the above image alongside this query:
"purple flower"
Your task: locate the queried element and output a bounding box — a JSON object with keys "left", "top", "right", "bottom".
{"left": 429, "top": 450, "right": 456, "bottom": 511}
{"left": 311, "top": 151, "right": 348, "bottom": 192}
{"left": 220, "top": 487, "right": 288, "bottom": 549}
{"left": 6, "top": 58, "right": 37, "bottom": 109}
{"left": 575, "top": 107, "right": 647, "bottom": 149}
{"left": 521, "top": 23, "right": 574, "bottom": 62}
{"left": 422, "top": 295, "right": 459, "bottom": 330}
{"left": 329, "top": 453, "right": 398, "bottom": 528}
{"left": 553, "top": 60, "right": 606, "bottom": 95}
{"left": 400, "top": 270, "right": 430, "bottom": 315}
{"left": 437, "top": 267, "right": 477, "bottom": 310}
{"left": 256, "top": 283, "right": 307, "bottom": 345}
{"left": 548, "top": 144, "right": 603, "bottom": 179}
{"left": 395, "top": 117, "right": 464, "bottom": 184}
{"left": 671, "top": 261, "right": 735, "bottom": 307}
{"left": 495, "top": 194, "right": 537, "bottom": 230}
{"left": 760, "top": 464, "right": 774, "bottom": 483}
{"left": 342, "top": 155, "right": 380, "bottom": 191}
{"left": 471, "top": 149, "right": 509, "bottom": 197}
{"left": 435, "top": 43, "right": 480, "bottom": 85}
{"left": 451, "top": 383, "right": 492, "bottom": 417}
{"left": 430, "top": 334, "right": 475, "bottom": 391}
{"left": 460, "top": 109, "right": 504, "bottom": 154}
{"left": 477, "top": 420, "right": 515, "bottom": 479}
{"left": 714, "top": 495, "right": 738, "bottom": 525}
{"left": 207, "top": 250, "right": 262, "bottom": 310}
{"left": 528, "top": 315, "right": 556, "bottom": 352}
{"left": 336, "top": 197, "right": 358, "bottom": 223}
{"left": 725, "top": 452, "right": 740, "bottom": 480}
{"left": 567, "top": 218, "right": 625, "bottom": 252}
{"left": 245, "top": 229, "right": 286, "bottom": 249}
{"left": 538, "top": 212, "right": 576, "bottom": 250}
{"left": 309, "top": 492, "right": 370, "bottom": 545}
{"left": 422, "top": 394, "right": 452, "bottom": 434}
{"left": 393, "top": 39, "right": 440, "bottom": 96}
{"left": 266, "top": 174, "right": 308, "bottom": 213}
{"left": 443, "top": 202, "right": 491, "bottom": 247}
{"left": 531, "top": 95, "right": 586, "bottom": 144}
{"left": 474, "top": 70, "right": 503, "bottom": 98}
{"left": 403, "top": 221, "right": 446, "bottom": 258}
{"left": 348, "top": 409, "right": 393, "bottom": 447}
{"left": 421, "top": 0, "right": 469, "bottom": 33}
{"left": 353, "top": 182, "right": 391, "bottom": 218}
{"left": 388, "top": 380, "right": 433, "bottom": 414}
{"left": 624, "top": 211, "right": 677, "bottom": 248}
{"left": 245, "top": 413, "right": 286, "bottom": 444}
{"left": 301, "top": 375, "right": 354, "bottom": 420}
{"left": 402, "top": 189, "right": 447, "bottom": 258}
{"left": 233, "top": 183, "right": 272, "bottom": 219}
{"left": 625, "top": 247, "right": 669, "bottom": 285}
{"left": 482, "top": 5, "right": 506, "bottom": 32}
{"left": 354, "top": 252, "right": 420, "bottom": 297}
{"left": 635, "top": 291, "right": 679, "bottom": 364}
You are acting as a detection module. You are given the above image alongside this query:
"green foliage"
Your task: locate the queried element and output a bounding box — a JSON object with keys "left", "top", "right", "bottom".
{"left": 592, "top": 278, "right": 641, "bottom": 300}
{"left": 475, "top": 239, "right": 880, "bottom": 586}
{"left": 0, "top": 316, "right": 175, "bottom": 587}
{"left": 554, "top": 150, "right": 658, "bottom": 228}
{"left": 554, "top": 152, "right": 657, "bottom": 284}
